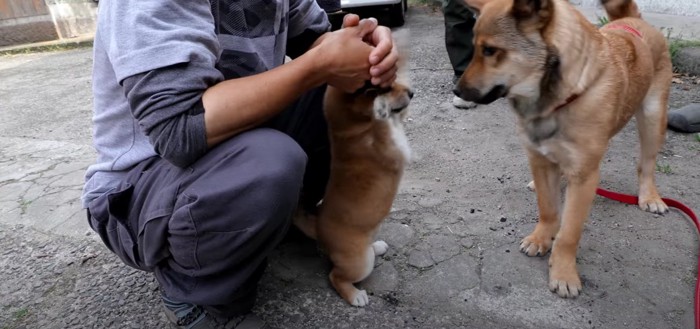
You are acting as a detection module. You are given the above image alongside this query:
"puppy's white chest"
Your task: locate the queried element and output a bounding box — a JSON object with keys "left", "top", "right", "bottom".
{"left": 536, "top": 144, "right": 554, "bottom": 160}
{"left": 389, "top": 119, "right": 411, "bottom": 161}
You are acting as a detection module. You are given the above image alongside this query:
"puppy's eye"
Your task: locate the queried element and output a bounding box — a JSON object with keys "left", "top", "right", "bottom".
{"left": 482, "top": 46, "right": 497, "bottom": 57}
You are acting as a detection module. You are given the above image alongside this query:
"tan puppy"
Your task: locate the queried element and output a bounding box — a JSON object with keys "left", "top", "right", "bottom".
{"left": 294, "top": 78, "right": 413, "bottom": 306}
{"left": 455, "top": 0, "right": 672, "bottom": 298}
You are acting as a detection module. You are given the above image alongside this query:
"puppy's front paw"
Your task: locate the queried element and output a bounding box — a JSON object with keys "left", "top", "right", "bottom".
{"left": 638, "top": 194, "right": 669, "bottom": 214}
{"left": 351, "top": 289, "right": 369, "bottom": 307}
{"left": 520, "top": 233, "right": 553, "bottom": 257}
{"left": 372, "top": 240, "right": 389, "bottom": 256}
{"left": 373, "top": 103, "right": 390, "bottom": 119}
{"left": 548, "top": 261, "right": 582, "bottom": 298}
{"left": 527, "top": 180, "right": 536, "bottom": 191}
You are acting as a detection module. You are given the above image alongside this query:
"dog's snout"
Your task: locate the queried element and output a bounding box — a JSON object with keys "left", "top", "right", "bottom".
{"left": 407, "top": 89, "right": 415, "bottom": 99}
{"left": 453, "top": 85, "right": 505, "bottom": 104}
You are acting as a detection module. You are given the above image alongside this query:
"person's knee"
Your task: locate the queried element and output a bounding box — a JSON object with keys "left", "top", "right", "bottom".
{"left": 245, "top": 128, "right": 307, "bottom": 193}
{"left": 231, "top": 129, "right": 307, "bottom": 226}
{"left": 168, "top": 129, "right": 307, "bottom": 274}
{"left": 190, "top": 128, "right": 307, "bottom": 228}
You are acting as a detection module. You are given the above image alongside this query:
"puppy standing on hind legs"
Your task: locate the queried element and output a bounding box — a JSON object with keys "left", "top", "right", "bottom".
{"left": 294, "top": 73, "right": 414, "bottom": 306}
{"left": 454, "top": 0, "right": 672, "bottom": 298}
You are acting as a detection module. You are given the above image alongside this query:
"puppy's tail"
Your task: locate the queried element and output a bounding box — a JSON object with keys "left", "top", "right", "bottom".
{"left": 292, "top": 206, "right": 318, "bottom": 240}
{"left": 601, "top": 0, "right": 641, "bottom": 21}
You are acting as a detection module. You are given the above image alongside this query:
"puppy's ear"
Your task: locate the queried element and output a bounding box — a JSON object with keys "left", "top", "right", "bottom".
{"left": 511, "top": 0, "right": 553, "bottom": 26}
{"left": 463, "top": 0, "right": 489, "bottom": 16}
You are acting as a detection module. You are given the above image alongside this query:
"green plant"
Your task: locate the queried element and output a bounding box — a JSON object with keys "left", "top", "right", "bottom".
{"left": 668, "top": 39, "right": 700, "bottom": 61}
{"left": 596, "top": 15, "right": 609, "bottom": 27}
{"left": 12, "top": 308, "right": 29, "bottom": 320}
{"left": 407, "top": 0, "right": 437, "bottom": 7}
{"left": 0, "top": 40, "right": 93, "bottom": 56}
{"left": 656, "top": 162, "right": 673, "bottom": 174}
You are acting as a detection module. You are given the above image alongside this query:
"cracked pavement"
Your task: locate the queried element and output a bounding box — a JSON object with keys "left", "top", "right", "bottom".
{"left": 1, "top": 5, "right": 700, "bottom": 329}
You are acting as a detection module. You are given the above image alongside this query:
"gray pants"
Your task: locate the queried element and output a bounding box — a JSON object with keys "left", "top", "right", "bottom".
{"left": 86, "top": 86, "right": 329, "bottom": 317}
{"left": 443, "top": 0, "right": 476, "bottom": 78}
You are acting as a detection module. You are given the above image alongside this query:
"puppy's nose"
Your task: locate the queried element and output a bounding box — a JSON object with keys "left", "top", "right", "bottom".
{"left": 453, "top": 88, "right": 461, "bottom": 98}
{"left": 407, "top": 89, "right": 414, "bottom": 99}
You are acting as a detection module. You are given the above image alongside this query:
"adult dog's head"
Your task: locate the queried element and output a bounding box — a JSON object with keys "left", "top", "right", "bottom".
{"left": 454, "top": 0, "right": 560, "bottom": 105}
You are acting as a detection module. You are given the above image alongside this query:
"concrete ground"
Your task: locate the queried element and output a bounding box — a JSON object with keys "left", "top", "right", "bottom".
{"left": 1, "top": 5, "right": 700, "bottom": 329}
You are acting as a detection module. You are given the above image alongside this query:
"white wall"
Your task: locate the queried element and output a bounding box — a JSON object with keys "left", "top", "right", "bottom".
{"left": 46, "top": 0, "right": 98, "bottom": 39}
{"left": 571, "top": 0, "right": 700, "bottom": 17}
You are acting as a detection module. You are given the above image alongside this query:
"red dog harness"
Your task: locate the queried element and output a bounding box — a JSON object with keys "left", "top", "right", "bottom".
{"left": 552, "top": 23, "right": 644, "bottom": 112}
{"left": 605, "top": 23, "right": 644, "bottom": 38}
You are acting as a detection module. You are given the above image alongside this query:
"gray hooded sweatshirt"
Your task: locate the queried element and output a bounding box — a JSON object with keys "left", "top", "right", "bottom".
{"left": 82, "top": 0, "right": 330, "bottom": 208}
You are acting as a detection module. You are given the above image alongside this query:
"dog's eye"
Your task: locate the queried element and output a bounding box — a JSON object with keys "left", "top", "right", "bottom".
{"left": 482, "top": 46, "right": 497, "bottom": 57}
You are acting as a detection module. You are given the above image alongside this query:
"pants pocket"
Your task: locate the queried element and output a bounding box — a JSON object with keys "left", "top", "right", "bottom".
{"left": 138, "top": 208, "right": 172, "bottom": 269}
{"left": 87, "top": 184, "right": 142, "bottom": 270}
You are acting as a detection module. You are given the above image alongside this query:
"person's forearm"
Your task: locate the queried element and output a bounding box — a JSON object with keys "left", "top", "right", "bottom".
{"left": 202, "top": 46, "right": 328, "bottom": 146}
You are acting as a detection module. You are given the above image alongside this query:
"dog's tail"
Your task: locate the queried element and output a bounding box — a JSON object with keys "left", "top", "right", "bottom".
{"left": 292, "top": 207, "right": 318, "bottom": 240}
{"left": 601, "top": 0, "right": 641, "bottom": 20}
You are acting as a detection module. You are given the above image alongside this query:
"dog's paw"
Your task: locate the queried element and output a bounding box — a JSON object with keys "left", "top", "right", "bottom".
{"left": 351, "top": 289, "right": 369, "bottom": 307}
{"left": 373, "top": 103, "right": 390, "bottom": 119}
{"left": 548, "top": 266, "right": 582, "bottom": 298}
{"left": 526, "top": 180, "right": 536, "bottom": 191}
{"left": 372, "top": 240, "right": 389, "bottom": 256}
{"left": 638, "top": 195, "right": 669, "bottom": 215}
{"left": 519, "top": 234, "right": 553, "bottom": 257}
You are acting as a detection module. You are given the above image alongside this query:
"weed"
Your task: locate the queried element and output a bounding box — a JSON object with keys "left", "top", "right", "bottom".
{"left": 656, "top": 162, "right": 673, "bottom": 174}
{"left": 668, "top": 39, "right": 700, "bottom": 61}
{"left": 18, "top": 198, "right": 31, "bottom": 215}
{"left": 12, "top": 308, "right": 29, "bottom": 320}
{"left": 408, "top": 0, "right": 438, "bottom": 7}
{"left": 596, "top": 15, "right": 609, "bottom": 27}
{"left": 0, "top": 40, "right": 93, "bottom": 56}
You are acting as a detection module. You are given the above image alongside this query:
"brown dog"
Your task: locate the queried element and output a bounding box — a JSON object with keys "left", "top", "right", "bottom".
{"left": 294, "top": 78, "right": 413, "bottom": 306}
{"left": 455, "top": 0, "right": 672, "bottom": 298}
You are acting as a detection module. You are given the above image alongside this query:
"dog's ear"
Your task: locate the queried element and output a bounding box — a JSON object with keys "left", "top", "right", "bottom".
{"left": 463, "top": 0, "right": 489, "bottom": 16}
{"left": 511, "top": 0, "right": 553, "bottom": 25}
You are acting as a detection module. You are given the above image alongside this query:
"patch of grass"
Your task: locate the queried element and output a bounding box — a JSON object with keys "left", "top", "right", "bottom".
{"left": 408, "top": 0, "right": 439, "bottom": 8}
{"left": 668, "top": 39, "right": 700, "bottom": 61}
{"left": 18, "top": 198, "right": 31, "bottom": 215}
{"left": 696, "top": 133, "right": 700, "bottom": 143}
{"left": 596, "top": 15, "right": 609, "bottom": 27}
{"left": 0, "top": 40, "right": 93, "bottom": 56}
{"left": 12, "top": 308, "right": 29, "bottom": 321}
{"left": 656, "top": 162, "right": 673, "bottom": 174}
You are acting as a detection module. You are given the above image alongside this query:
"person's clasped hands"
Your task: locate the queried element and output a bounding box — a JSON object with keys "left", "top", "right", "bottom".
{"left": 312, "top": 14, "right": 400, "bottom": 93}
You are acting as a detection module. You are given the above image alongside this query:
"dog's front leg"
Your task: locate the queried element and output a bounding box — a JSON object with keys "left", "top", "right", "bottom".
{"left": 521, "top": 152, "right": 561, "bottom": 257}
{"left": 548, "top": 169, "right": 600, "bottom": 298}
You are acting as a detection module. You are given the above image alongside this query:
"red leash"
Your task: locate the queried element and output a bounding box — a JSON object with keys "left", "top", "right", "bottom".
{"left": 596, "top": 187, "right": 700, "bottom": 329}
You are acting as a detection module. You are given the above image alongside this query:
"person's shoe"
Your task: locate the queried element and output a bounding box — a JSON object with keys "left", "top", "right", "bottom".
{"left": 162, "top": 297, "right": 215, "bottom": 329}
{"left": 452, "top": 96, "right": 477, "bottom": 110}
{"left": 668, "top": 103, "right": 700, "bottom": 133}
{"left": 162, "top": 294, "right": 271, "bottom": 329}
{"left": 225, "top": 314, "right": 269, "bottom": 329}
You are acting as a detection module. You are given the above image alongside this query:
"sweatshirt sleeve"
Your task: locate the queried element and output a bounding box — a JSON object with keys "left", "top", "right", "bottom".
{"left": 121, "top": 63, "right": 220, "bottom": 168}
{"left": 286, "top": 0, "right": 331, "bottom": 58}
{"left": 99, "top": 0, "right": 224, "bottom": 167}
